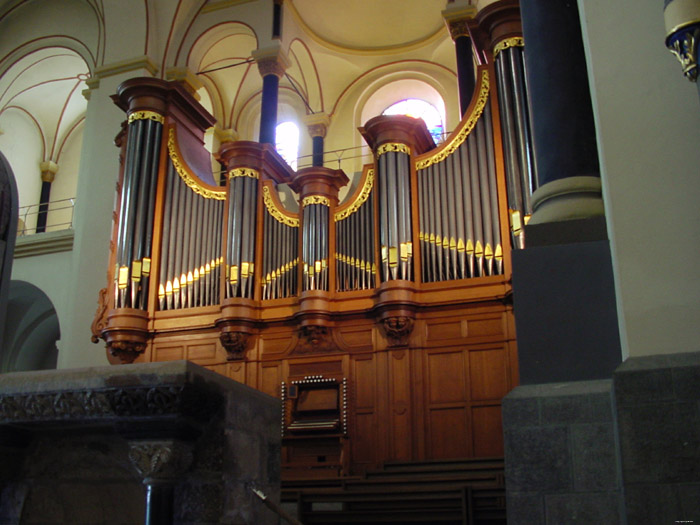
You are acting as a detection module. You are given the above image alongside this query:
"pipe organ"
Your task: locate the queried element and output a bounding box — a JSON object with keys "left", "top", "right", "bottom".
{"left": 93, "top": 54, "right": 532, "bottom": 475}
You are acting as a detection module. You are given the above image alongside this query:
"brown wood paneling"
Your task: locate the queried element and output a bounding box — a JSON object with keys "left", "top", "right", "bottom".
{"left": 389, "top": 350, "right": 412, "bottom": 460}
{"left": 469, "top": 347, "right": 508, "bottom": 401}
{"left": 288, "top": 359, "right": 343, "bottom": 378}
{"left": 466, "top": 315, "right": 505, "bottom": 339}
{"left": 428, "top": 407, "right": 470, "bottom": 459}
{"left": 152, "top": 345, "right": 184, "bottom": 361}
{"left": 227, "top": 362, "right": 246, "bottom": 384}
{"left": 427, "top": 351, "right": 466, "bottom": 404}
{"left": 425, "top": 320, "right": 464, "bottom": 342}
{"left": 472, "top": 405, "right": 503, "bottom": 456}
{"left": 352, "top": 356, "right": 376, "bottom": 410}
{"left": 352, "top": 412, "right": 376, "bottom": 465}
{"left": 260, "top": 363, "right": 281, "bottom": 398}
{"left": 337, "top": 326, "right": 373, "bottom": 350}
{"left": 186, "top": 342, "right": 218, "bottom": 363}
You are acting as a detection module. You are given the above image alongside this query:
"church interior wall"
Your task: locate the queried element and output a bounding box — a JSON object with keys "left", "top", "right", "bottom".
{"left": 578, "top": 0, "right": 700, "bottom": 358}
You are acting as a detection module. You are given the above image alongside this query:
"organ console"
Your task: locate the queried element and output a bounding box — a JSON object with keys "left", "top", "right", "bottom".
{"left": 92, "top": 20, "right": 534, "bottom": 474}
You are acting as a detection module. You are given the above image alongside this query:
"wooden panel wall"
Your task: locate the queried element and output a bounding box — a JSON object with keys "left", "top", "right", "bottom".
{"left": 144, "top": 301, "right": 517, "bottom": 476}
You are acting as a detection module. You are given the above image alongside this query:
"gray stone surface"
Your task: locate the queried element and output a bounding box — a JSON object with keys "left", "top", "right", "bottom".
{"left": 545, "top": 492, "right": 623, "bottom": 523}
{"left": 503, "top": 380, "right": 624, "bottom": 524}
{"left": 615, "top": 353, "right": 700, "bottom": 523}
{"left": 0, "top": 360, "right": 281, "bottom": 524}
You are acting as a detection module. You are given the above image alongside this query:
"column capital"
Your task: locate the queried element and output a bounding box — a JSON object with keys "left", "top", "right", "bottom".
{"left": 442, "top": 5, "right": 477, "bottom": 40}
{"left": 252, "top": 44, "right": 291, "bottom": 79}
{"left": 303, "top": 112, "right": 330, "bottom": 138}
{"left": 39, "top": 160, "right": 59, "bottom": 183}
{"left": 165, "top": 67, "right": 203, "bottom": 99}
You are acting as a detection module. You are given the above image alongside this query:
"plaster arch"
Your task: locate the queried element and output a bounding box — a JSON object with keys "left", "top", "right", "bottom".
{"left": 0, "top": 0, "right": 102, "bottom": 74}
{"left": 1, "top": 280, "right": 59, "bottom": 372}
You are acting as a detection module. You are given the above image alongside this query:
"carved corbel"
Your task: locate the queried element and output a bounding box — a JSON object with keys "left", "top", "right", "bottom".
{"left": 381, "top": 316, "right": 415, "bottom": 347}
{"left": 294, "top": 325, "right": 336, "bottom": 354}
{"left": 101, "top": 308, "right": 149, "bottom": 364}
{"left": 128, "top": 439, "right": 194, "bottom": 484}
{"left": 219, "top": 330, "right": 250, "bottom": 361}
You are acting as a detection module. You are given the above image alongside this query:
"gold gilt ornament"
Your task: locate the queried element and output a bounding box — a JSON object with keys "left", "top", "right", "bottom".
{"left": 167, "top": 128, "right": 226, "bottom": 200}
{"left": 262, "top": 185, "right": 299, "bottom": 227}
{"left": 377, "top": 143, "right": 411, "bottom": 156}
{"left": 128, "top": 110, "right": 164, "bottom": 124}
{"left": 334, "top": 169, "right": 374, "bottom": 221}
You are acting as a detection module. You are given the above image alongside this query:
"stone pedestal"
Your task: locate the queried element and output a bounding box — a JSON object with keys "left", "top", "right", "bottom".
{"left": 0, "top": 361, "right": 281, "bottom": 524}
{"left": 503, "top": 351, "right": 700, "bottom": 524}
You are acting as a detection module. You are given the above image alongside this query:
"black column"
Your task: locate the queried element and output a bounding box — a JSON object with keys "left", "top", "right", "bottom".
{"left": 259, "top": 73, "right": 279, "bottom": 145}
{"left": 312, "top": 136, "right": 324, "bottom": 167}
{"left": 455, "top": 35, "right": 475, "bottom": 115}
{"left": 520, "top": 0, "right": 599, "bottom": 186}
{"left": 35, "top": 180, "right": 51, "bottom": 233}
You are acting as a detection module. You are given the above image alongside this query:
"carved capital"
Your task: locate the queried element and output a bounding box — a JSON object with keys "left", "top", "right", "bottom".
{"left": 252, "top": 45, "right": 291, "bottom": 79}
{"left": 382, "top": 316, "right": 414, "bottom": 347}
{"left": 220, "top": 331, "right": 250, "bottom": 361}
{"left": 128, "top": 440, "right": 193, "bottom": 483}
{"left": 303, "top": 113, "right": 331, "bottom": 138}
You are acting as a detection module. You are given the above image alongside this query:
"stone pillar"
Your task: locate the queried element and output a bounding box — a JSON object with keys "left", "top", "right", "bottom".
{"left": 36, "top": 161, "right": 58, "bottom": 233}
{"left": 520, "top": 0, "right": 603, "bottom": 227}
{"left": 443, "top": 4, "right": 478, "bottom": 115}
{"left": 303, "top": 113, "right": 330, "bottom": 167}
{"left": 252, "top": 45, "right": 290, "bottom": 145}
{"left": 508, "top": 0, "right": 622, "bottom": 384}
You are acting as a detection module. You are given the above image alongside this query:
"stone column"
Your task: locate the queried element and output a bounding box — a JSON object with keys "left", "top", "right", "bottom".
{"left": 508, "top": 0, "right": 622, "bottom": 385}
{"left": 252, "top": 45, "right": 290, "bottom": 145}
{"left": 36, "top": 161, "right": 58, "bottom": 233}
{"left": 443, "top": 4, "right": 478, "bottom": 115}
{"left": 303, "top": 113, "right": 330, "bottom": 167}
{"left": 520, "top": 0, "right": 604, "bottom": 228}
{"left": 128, "top": 439, "right": 194, "bottom": 525}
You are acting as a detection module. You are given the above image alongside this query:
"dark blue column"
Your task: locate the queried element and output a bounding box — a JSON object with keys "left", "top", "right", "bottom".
{"left": 520, "top": 0, "right": 600, "bottom": 186}
{"left": 259, "top": 73, "right": 279, "bottom": 145}
{"left": 312, "top": 136, "right": 324, "bottom": 167}
{"left": 455, "top": 35, "right": 475, "bottom": 116}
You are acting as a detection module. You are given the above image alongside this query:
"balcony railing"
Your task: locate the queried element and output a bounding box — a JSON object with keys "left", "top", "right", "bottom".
{"left": 17, "top": 198, "right": 75, "bottom": 236}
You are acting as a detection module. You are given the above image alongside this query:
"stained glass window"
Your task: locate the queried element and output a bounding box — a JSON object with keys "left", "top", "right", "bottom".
{"left": 383, "top": 99, "right": 445, "bottom": 144}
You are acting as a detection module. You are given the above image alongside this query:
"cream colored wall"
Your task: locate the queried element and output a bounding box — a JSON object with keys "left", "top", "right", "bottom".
{"left": 578, "top": 0, "right": 700, "bottom": 358}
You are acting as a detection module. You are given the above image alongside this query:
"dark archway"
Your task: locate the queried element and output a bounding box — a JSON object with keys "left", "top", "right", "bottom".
{"left": 2, "top": 280, "right": 59, "bottom": 372}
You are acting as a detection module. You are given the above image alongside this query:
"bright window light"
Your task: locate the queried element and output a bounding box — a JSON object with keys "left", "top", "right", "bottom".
{"left": 275, "top": 121, "right": 299, "bottom": 170}
{"left": 383, "top": 99, "right": 445, "bottom": 144}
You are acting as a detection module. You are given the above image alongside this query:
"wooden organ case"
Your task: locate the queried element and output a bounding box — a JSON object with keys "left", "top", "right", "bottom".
{"left": 93, "top": 31, "right": 534, "bottom": 479}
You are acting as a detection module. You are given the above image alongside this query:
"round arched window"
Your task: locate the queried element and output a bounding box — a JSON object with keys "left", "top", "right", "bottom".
{"left": 275, "top": 121, "right": 299, "bottom": 170}
{"left": 383, "top": 99, "right": 445, "bottom": 144}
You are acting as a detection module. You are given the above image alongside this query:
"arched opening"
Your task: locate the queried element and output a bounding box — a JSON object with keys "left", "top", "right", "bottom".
{"left": 276, "top": 121, "right": 300, "bottom": 170}
{"left": 383, "top": 98, "right": 445, "bottom": 144}
{"left": 1, "top": 280, "right": 59, "bottom": 372}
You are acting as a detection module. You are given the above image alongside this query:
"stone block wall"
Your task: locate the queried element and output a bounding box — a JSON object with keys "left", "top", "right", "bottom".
{"left": 503, "top": 380, "right": 625, "bottom": 524}
{"left": 504, "top": 351, "right": 700, "bottom": 524}
{"left": 0, "top": 361, "right": 281, "bottom": 524}
{"left": 615, "top": 353, "right": 700, "bottom": 523}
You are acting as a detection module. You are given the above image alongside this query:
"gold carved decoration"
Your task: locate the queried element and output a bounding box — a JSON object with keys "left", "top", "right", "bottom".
{"left": 167, "top": 127, "right": 226, "bottom": 200}
{"left": 302, "top": 195, "right": 330, "bottom": 207}
{"left": 493, "top": 37, "right": 524, "bottom": 58}
{"left": 334, "top": 169, "right": 374, "bottom": 221}
{"left": 228, "top": 167, "right": 260, "bottom": 179}
{"left": 377, "top": 143, "right": 411, "bottom": 156}
{"left": 128, "top": 110, "right": 164, "bottom": 124}
{"left": 416, "top": 69, "right": 489, "bottom": 170}
{"left": 262, "top": 185, "right": 299, "bottom": 227}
